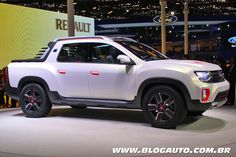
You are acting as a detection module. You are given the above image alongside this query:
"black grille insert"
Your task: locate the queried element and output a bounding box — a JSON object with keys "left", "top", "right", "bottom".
{"left": 214, "top": 91, "right": 228, "bottom": 102}
{"left": 209, "top": 71, "right": 225, "bottom": 83}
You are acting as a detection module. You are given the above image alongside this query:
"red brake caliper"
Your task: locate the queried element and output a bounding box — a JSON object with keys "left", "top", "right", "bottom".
{"left": 159, "top": 103, "right": 165, "bottom": 112}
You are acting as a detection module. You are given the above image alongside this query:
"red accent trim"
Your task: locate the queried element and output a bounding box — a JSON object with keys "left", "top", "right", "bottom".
{"left": 58, "top": 70, "right": 66, "bottom": 75}
{"left": 201, "top": 88, "right": 210, "bottom": 102}
{"left": 194, "top": 61, "right": 202, "bottom": 64}
{"left": 90, "top": 71, "right": 100, "bottom": 76}
{"left": 58, "top": 37, "right": 103, "bottom": 42}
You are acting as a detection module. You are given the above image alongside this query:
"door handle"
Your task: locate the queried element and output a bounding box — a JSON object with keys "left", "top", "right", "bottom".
{"left": 58, "top": 70, "right": 66, "bottom": 74}
{"left": 90, "top": 71, "right": 100, "bottom": 76}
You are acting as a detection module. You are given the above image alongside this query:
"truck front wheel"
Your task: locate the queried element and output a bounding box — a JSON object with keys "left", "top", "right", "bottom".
{"left": 142, "top": 85, "right": 187, "bottom": 129}
{"left": 20, "top": 83, "right": 52, "bottom": 118}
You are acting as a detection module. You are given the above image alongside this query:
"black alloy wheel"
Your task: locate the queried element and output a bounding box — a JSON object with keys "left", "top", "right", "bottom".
{"left": 142, "top": 85, "right": 187, "bottom": 129}
{"left": 20, "top": 83, "right": 52, "bottom": 118}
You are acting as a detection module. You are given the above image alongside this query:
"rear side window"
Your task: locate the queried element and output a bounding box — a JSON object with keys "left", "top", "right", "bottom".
{"left": 57, "top": 43, "right": 89, "bottom": 62}
{"left": 57, "top": 42, "right": 124, "bottom": 64}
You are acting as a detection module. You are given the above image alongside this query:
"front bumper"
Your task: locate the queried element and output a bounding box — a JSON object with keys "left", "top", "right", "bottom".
{"left": 187, "top": 75, "right": 229, "bottom": 111}
{"left": 187, "top": 89, "right": 229, "bottom": 112}
{"left": 210, "top": 90, "right": 228, "bottom": 108}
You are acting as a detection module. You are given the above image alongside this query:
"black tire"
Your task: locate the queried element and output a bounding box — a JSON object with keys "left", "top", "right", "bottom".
{"left": 142, "top": 85, "right": 187, "bottom": 129}
{"left": 20, "top": 83, "right": 52, "bottom": 118}
{"left": 188, "top": 111, "right": 204, "bottom": 116}
{"left": 70, "top": 105, "right": 87, "bottom": 109}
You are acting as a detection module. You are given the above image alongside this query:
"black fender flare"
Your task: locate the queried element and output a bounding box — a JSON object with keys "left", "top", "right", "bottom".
{"left": 18, "top": 76, "right": 53, "bottom": 101}
{"left": 136, "top": 78, "right": 192, "bottom": 110}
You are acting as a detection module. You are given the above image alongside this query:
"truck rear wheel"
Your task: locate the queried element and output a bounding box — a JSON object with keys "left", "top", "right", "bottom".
{"left": 20, "top": 83, "right": 52, "bottom": 118}
{"left": 142, "top": 85, "right": 187, "bottom": 129}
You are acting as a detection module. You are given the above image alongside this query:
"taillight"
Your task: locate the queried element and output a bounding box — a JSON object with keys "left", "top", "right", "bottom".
{"left": 201, "top": 88, "right": 210, "bottom": 103}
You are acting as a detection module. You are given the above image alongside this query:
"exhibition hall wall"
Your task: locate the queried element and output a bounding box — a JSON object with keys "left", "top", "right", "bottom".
{"left": 0, "top": 3, "right": 95, "bottom": 69}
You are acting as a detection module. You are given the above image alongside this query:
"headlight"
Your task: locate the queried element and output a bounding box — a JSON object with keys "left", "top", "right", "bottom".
{"left": 195, "top": 71, "right": 212, "bottom": 82}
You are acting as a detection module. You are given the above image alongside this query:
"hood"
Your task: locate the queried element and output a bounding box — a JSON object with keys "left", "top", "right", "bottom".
{"left": 144, "top": 59, "right": 221, "bottom": 71}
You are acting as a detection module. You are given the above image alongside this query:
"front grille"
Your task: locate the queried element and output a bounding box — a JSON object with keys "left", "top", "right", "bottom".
{"left": 214, "top": 91, "right": 228, "bottom": 102}
{"left": 209, "top": 70, "right": 225, "bottom": 83}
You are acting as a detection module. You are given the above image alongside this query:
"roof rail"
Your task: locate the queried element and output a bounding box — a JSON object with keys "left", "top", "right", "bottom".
{"left": 111, "top": 37, "right": 137, "bottom": 42}
{"left": 54, "top": 36, "right": 113, "bottom": 42}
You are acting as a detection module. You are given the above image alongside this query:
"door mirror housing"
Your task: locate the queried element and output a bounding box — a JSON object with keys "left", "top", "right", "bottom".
{"left": 117, "top": 55, "right": 135, "bottom": 65}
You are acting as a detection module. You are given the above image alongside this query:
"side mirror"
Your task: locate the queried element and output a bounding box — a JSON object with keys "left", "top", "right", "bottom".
{"left": 117, "top": 55, "right": 135, "bottom": 65}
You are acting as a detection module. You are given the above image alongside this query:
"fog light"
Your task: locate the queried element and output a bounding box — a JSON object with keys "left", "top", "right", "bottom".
{"left": 201, "top": 88, "right": 210, "bottom": 102}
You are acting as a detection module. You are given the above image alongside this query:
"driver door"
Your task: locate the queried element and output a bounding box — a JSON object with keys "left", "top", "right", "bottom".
{"left": 87, "top": 43, "right": 135, "bottom": 101}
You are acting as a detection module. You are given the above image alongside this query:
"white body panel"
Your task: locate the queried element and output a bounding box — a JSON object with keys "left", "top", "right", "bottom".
{"left": 87, "top": 63, "right": 135, "bottom": 100}
{"left": 135, "top": 60, "right": 229, "bottom": 102}
{"left": 53, "top": 62, "right": 90, "bottom": 98}
{"left": 8, "top": 36, "right": 229, "bottom": 107}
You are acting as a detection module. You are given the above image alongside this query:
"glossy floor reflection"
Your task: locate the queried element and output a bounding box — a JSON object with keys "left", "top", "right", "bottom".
{"left": 0, "top": 105, "right": 235, "bottom": 157}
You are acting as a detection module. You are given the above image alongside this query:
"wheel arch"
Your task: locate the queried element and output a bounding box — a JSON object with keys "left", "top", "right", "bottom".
{"left": 136, "top": 78, "right": 192, "bottom": 110}
{"left": 18, "top": 76, "right": 51, "bottom": 100}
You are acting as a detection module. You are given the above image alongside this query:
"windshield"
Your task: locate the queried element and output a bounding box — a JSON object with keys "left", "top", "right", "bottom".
{"left": 116, "top": 40, "right": 168, "bottom": 61}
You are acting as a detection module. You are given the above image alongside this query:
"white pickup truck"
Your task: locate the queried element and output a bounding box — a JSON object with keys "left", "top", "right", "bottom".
{"left": 4, "top": 36, "right": 229, "bottom": 128}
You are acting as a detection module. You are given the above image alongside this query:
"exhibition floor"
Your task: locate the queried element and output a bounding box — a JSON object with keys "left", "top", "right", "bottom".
{"left": 0, "top": 106, "right": 235, "bottom": 157}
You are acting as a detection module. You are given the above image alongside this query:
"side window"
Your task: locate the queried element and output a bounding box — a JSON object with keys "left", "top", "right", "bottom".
{"left": 57, "top": 43, "right": 89, "bottom": 62}
{"left": 90, "top": 43, "right": 124, "bottom": 64}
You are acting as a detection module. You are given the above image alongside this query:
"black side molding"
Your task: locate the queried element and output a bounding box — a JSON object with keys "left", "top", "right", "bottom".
{"left": 49, "top": 91, "right": 140, "bottom": 109}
